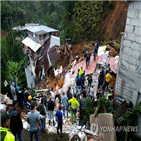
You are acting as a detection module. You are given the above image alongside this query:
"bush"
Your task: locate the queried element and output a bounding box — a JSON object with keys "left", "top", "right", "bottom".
{"left": 84, "top": 99, "right": 95, "bottom": 123}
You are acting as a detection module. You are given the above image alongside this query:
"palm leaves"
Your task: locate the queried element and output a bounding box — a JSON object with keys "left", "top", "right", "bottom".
{"left": 6, "top": 56, "right": 27, "bottom": 86}
{"left": 7, "top": 61, "right": 18, "bottom": 85}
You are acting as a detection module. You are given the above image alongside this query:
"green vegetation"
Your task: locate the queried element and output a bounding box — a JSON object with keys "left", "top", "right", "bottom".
{"left": 1, "top": 1, "right": 115, "bottom": 92}
{"left": 1, "top": 33, "right": 28, "bottom": 94}
{"left": 84, "top": 97, "right": 113, "bottom": 123}
{"left": 84, "top": 98, "right": 141, "bottom": 140}
{"left": 116, "top": 101, "right": 141, "bottom": 141}
{"left": 1, "top": 1, "right": 114, "bottom": 44}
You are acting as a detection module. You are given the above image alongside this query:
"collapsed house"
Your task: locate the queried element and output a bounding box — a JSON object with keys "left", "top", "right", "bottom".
{"left": 17, "top": 24, "right": 60, "bottom": 88}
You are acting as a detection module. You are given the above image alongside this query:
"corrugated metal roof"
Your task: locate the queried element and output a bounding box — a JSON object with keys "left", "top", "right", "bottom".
{"left": 22, "top": 37, "right": 41, "bottom": 52}
{"left": 35, "top": 30, "right": 47, "bottom": 35}
{"left": 23, "top": 25, "right": 58, "bottom": 33}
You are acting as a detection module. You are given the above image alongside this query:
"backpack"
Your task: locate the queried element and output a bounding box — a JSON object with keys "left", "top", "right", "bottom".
{"left": 72, "top": 135, "right": 80, "bottom": 141}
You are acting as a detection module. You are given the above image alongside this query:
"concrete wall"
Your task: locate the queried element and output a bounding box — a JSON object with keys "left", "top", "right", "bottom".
{"left": 116, "top": 1, "right": 141, "bottom": 107}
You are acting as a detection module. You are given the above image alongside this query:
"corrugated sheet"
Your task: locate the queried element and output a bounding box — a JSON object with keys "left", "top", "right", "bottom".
{"left": 40, "top": 36, "right": 60, "bottom": 73}
{"left": 24, "top": 25, "right": 58, "bottom": 33}
{"left": 22, "top": 37, "right": 41, "bottom": 52}
{"left": 49, "top": 46, "right": 58, "bottom": 66}
{"left": 35, "top": 59, "right": 42, "bottom": 77}
{"left": 43, "top": 38, "right": 50, "bottom": 73}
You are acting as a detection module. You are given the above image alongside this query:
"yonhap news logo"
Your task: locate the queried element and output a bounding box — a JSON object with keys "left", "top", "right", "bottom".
{"left": 91, "top": 121, "right": 99, "bottom": 133}
{"left": 91, "top": 121, "right": 138, "bottom": 133}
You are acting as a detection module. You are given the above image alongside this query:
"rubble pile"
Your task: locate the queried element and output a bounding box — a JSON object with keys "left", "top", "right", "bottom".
{"left": 21, "top": 110, "right": 102, "bottom": 141}
{"left": 22, "top": 44, "right": 119, "bottom": 140}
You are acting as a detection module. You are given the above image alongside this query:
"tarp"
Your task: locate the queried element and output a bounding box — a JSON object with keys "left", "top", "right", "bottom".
{"left": 22, "top": 37, "right": 41, "bottom": 52}
{"left": 97, "top": 46, "right": 109, "bottom": 56}
{"left": 70, "top": 55, "right": 99, "bottom": 78}
{"left": 98, "top": 56, "right": 118, "bottom": 73}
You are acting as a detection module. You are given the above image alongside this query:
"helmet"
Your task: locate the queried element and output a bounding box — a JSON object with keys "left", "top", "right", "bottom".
{"left": 28, "top": 95, "right": 32, "bottom": 100}
{"left": 91, "top": 84, "right": 94, "bottom": 87}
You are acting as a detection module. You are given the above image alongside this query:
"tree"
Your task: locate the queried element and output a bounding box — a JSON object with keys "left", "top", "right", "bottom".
{"left": 0, "top": 2, "right": 14, "bottom": 30}
{"left": 1, "top": 38, "right": 9, "bottom": 93}
{"left": 62, "top": 1, "right": 114, "bottom": 44}
{"left": 5, "top": 31, "right": 25, "bottom": 62}
{"left": 72, "top": 1, "right": 104, "bottom": 43}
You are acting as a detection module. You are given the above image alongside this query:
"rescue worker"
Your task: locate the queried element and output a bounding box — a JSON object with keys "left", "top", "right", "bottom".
{"left": 79, "top": 67, "right": 84, "bottom": 77}
{"left": 1, "top": 111, "right": 15, "bottom": 141}
{"left": 68, "top": 94, "right": 80, "bottom": 124}
{"left": 27, "top": 95, "right": 32, "bottom": 112}
{"left": 107, "top": 90, "right": 113, "bottom": 100}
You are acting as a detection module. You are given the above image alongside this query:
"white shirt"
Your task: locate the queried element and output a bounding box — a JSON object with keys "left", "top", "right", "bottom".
{"left": 50, "top": 91, "right": 55, "bottom": 100}
{"left": 90, "top": 87, "right": 94, "bottom": 97}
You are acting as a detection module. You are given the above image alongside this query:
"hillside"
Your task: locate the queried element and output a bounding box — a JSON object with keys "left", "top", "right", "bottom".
{"left": 101, "top": 1, "right": 129, "bottom": 41}
{"left": 0, "top": 0, "right": 128, "bottom": 91}
{"left": 39, "top": 2, "right": 129, "bottom": 89}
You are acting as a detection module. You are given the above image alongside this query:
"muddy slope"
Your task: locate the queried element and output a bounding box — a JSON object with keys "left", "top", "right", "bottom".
{"left": 101, "top": 1, "right": 129, "bottom": 42}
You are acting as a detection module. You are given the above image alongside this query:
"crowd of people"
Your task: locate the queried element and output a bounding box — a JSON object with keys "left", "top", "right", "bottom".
{"left": 1, "top": 40, "right": 115, "bottom": 141}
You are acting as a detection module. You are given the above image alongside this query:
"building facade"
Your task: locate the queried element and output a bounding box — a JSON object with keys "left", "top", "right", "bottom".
{"left": 116, "top": 1, "right": 141, "bottom": 106}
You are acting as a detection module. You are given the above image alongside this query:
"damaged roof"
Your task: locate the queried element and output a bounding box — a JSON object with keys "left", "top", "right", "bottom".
{"left": 22, "top": 37, "right": 41, "bottom": 52}
{"left": 35, "top": 35, "right": 60, "bottom": 76}
{"left": 44, "top": 37, "right": 59, "bottom": 72}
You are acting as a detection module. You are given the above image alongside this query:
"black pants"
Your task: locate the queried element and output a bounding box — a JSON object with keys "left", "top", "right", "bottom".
{"left": 94, "top": 52, "right": 97, "bottom": 61}
{"left": 88, "top": 82, "right": 91, "bottom": 87}
{"left": 90, "top": 95, "right": 94, "bottom": 101}
{"left": 105, "top": 81, "right": 109, "bottom": 90}
{"left": 86, "top": 61, "right": 89, "bottom": 69}
{"left": 55, "top": 94, "right": 60, "bottom": 103}
{"left": 57, "top": 122, "right": 62, "bottom": 135}
{"left": 98, "top": 83, "right": 102, "bottom": 89}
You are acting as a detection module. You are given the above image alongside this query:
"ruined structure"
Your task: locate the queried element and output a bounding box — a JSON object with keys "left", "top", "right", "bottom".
{"left": 115, "top": 1, "right": 141, "bottom": 136}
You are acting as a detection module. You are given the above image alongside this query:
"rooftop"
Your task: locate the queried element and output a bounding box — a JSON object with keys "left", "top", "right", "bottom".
{"left": 23, "top": 25, "right": 58, "bottom": 33}
{"left": 12, "top": 23, "right": 58, "bottom": 33}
